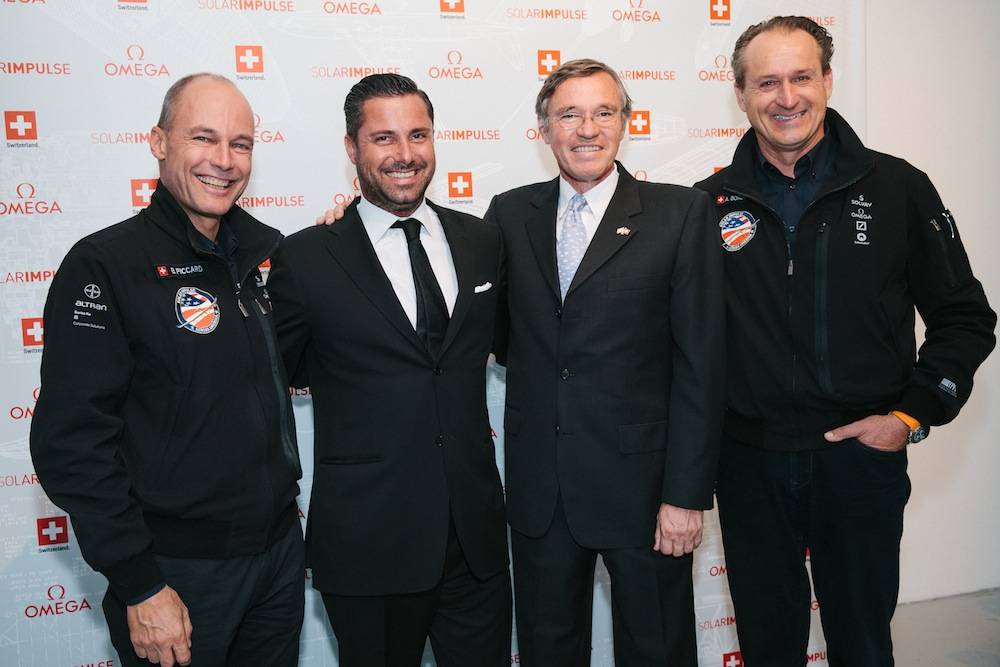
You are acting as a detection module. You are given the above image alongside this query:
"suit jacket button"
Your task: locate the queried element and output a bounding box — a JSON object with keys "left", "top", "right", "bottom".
{"left": 555, "top": 307, "right": 562, "bottom": 318}
{"left": 436, "top": 435, "right": 444, "bottom": 447}
{"left": 434, "top": 367, "right": 443, "bottom": 376}
{"left": 560, "top": 368, "right": 570, "bottom": 380}
{"left": 555, "top": 424, "right": 560, "bottom": 434}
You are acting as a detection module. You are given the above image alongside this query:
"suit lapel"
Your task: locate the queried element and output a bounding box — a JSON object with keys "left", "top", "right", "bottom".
{"left": 566, "top": 165, "right": 642, "bottom": 298}
{"left": 525, "top": 177, "right": 561, "bottom": 301}
{"left": 431, "top": 201, "right": 473, "bottom": 357}
{"left": 322, "top": 203, "right": 427, "bottom": 356}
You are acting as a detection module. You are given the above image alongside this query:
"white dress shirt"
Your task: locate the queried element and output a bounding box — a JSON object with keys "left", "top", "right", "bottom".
{"left": 555, "top": 165, "right": 620, "bottom": 246}
{"left": 357, "top": 196, "right": 459, "bottom": 328}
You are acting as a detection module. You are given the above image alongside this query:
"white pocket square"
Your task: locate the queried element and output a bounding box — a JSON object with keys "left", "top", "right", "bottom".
{"left": 474, "top": 282, "right": 493, "bottom": 294}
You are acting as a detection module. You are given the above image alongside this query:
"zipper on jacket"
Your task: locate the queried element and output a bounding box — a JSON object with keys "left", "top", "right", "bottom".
{"left": 788, "top": 245, "right": 796, "bottom": 395}
{"left": 929, "top": 218, "right": 958, "bottom": 287}
{"left": 236, "top": 288, "right": 249, "bottom": 317}
{"left": 724, "top": 186, "right": 799, "bottom": 394}
{"left": 234, "top": 250, "right": 302, "bottom": 480}
{"left": 814, "top": 221, "right": 836, "bottom": 395}
{"left": 195, "top": 243, "right": 301, "bottom": 479}
{"left": 247, "top": 289, "right": 302, "bottom": 477}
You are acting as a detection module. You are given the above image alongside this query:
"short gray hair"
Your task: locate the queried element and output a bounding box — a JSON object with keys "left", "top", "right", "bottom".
{"left": 535, "top": 58, "right": 632, "bottom": 128}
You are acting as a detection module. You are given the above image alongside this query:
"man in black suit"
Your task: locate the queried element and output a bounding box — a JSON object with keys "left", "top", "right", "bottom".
{"left": 266, "top": 74, "right": 511, "bottom": 667}
{"left": 486, "top": 59, "right": 724, "bottom": 666}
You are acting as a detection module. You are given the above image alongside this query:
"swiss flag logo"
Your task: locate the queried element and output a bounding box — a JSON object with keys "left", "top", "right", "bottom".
{"left": 439, "top": 0, "right": 464, "bottom": 12}
{"left": 537, "top": 50, "right": 561, "bottom": 76}
{"left": 710, "top": 0, "right": 731, "bottom": 21}
{"left": 21, "top": 317, "right": 44, "bottom": 347}
{"left": 448, "top": 172, "right": 473, "bottom": 199}
{"left": 629, "top": 110, "right": 651, "bottom": 136}
{"left": 37, "top": 516, "right": 69, "bottom": 546}
{"left": 722, "top": 651, "right": 744, "bottom": 667}
{"left": 131, "top": 178, "right": 158, "bottom": 207}
{"left": 236, "top": 45, "right": 264, "bottom": 74}
{"left": 5, "top": 110, "right": 38, "bottom": 140}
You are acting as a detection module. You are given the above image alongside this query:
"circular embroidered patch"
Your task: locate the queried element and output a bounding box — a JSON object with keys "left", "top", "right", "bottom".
{"left": 174, "top": 286, "right": 220, "bottom": 334}
{"left": 719, "top": 210, "right": 758, "bottom": 252}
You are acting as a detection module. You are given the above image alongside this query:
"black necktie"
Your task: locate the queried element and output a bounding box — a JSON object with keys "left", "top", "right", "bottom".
{"left": 392, "top": 218, "right": 449, "bottom": 356}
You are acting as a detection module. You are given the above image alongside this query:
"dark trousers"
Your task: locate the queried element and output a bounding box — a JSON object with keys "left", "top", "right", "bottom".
{"left": 322, "top": 520, "right": 512, "bottom": 667}
{"left": 104, "top": 522, "right": 305, "bottom": 667}
{"left": 511, "top": 494, "right": 697, "bottom": 667}
{"left": 716, "top": 435, "right": 911, "bottom": 667}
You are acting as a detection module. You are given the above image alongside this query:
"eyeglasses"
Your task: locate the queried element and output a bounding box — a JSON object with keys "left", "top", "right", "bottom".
{"left": 549, "top": 109, "right": 623, "bottom": 130}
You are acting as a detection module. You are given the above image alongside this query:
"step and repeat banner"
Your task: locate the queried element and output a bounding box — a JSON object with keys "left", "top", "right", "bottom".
{"left": 1, "top": 1, "right": 864, "bottom": 665}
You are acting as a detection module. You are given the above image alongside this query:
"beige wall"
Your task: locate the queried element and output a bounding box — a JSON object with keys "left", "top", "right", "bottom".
{"left": 866, "top": 0, "right": 1000, "bottom": 602}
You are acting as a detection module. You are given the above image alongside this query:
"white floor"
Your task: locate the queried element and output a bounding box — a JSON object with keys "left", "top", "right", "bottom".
{"left": 892, "top": 588, "right": 1000, "bottom": 666}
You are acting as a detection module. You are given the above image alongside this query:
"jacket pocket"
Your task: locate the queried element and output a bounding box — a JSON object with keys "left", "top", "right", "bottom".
{"left": 618, "top": 420, "right": 668, "bottom": 454}
{"left": 928, "top": 212, "right": 973, "bottom": 288}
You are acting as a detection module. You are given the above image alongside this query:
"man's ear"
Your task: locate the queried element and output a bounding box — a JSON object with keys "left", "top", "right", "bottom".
{"left": 734, "top": 84, "right": 748, "bottom": 113}
{"left": 344, "top": 134, "right": 358, "bottom": 165}
{"left": 149, "top": 125, "right": 167, "bottom": 160}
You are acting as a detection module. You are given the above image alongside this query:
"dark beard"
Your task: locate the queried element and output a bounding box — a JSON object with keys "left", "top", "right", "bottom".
{"left": 356, "top": 162, "right": 431, "bottom": 218}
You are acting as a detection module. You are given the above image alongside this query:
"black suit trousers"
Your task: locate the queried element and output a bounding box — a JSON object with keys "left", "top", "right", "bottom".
{"left": 323, "top": 519, "right": 512, "bottom": 667}
{"left": 511, "top": 494, "right": 697, "bottom": 667}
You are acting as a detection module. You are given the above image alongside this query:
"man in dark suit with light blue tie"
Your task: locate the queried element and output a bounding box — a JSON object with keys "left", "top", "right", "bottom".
{"left": 486, "top": 59, "right": 725, "bottom": 666}
{"left": 267, "top": 74, "right": 511, "bottom": 667}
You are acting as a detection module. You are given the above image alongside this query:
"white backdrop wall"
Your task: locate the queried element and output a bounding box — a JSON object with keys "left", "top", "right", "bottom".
{"left": 0, "top": 1, "right": 909, "bottom": 666}
{"left": 866, "top": 0, "right": 1000, "bottom": 605}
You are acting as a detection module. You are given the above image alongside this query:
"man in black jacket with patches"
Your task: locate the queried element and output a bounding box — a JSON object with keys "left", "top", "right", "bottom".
{"left": 695, "top": 17, "right": 995, "bottom": 667}
{"left": 31, "top": 73, "right": 303, "bottom": 667}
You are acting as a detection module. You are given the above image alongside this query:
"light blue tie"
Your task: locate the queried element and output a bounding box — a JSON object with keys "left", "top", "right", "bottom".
{"left": 557, "top": 193, "right": 588, "bottom": 300}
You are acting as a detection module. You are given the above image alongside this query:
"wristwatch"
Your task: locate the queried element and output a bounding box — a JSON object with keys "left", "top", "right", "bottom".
{"left": 891, "top": 410, "right": 929, "bottom": 444}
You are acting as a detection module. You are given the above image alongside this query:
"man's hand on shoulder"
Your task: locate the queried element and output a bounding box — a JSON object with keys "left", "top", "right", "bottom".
{"left": 824, "top": 414, "right": 909, "bottom": 452}
{"left": 653, "top": 503, "right": 703, "bottom": 557}
{"left": 314, "top": 195, "right": 353, "bottom": 225}
{"left": 126, "top": 585, "right": 193, "bottom": 666}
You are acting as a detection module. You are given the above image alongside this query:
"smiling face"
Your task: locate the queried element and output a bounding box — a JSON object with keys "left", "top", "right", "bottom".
{"left": 735, "top": 28, "right": 833, "bottom": 172}
{"left": 149, "top": 77, "right": 254, "bottom": 237}
{"left": 541, "top": 72, "right": 626, "bottom": 193}
{"left": 345, "top": 94, "right": 435, "bottom": 218}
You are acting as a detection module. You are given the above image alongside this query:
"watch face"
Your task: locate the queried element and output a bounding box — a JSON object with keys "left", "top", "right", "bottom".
{"left": 910, "top": 427, "right": 929, "bottom": 444}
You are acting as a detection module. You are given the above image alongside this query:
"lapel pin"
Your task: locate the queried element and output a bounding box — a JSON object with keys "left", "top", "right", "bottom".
{"left": 616, "top": 226, "right": 631, "bottom": 236}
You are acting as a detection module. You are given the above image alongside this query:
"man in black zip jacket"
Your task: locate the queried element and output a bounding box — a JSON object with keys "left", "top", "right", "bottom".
{"left": 30, "top": 73, "right": 303, "bottom": 667}
{"left": 695, "top": 17, "right": 996, "bottom": 667}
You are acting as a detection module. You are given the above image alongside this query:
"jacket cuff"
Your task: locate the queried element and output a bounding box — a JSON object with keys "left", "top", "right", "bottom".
{"left": 661, "top": 484, "right": 715, "bottom": 511}
{"left": 102, "top": 549, "right": 166, "bottom": 604}
{"left": 894, "top": 383, "right": 948, "bottom": 427}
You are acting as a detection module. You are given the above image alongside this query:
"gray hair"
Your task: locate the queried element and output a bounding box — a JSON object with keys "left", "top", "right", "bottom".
{"left": 535, "top": 58, "right": 632, "bottom": 128}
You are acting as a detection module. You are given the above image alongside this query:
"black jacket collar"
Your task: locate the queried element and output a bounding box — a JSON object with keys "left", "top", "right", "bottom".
{"left": 721, "top": 108, "right": 874, "bottom": 201}
{"left": 144, "top": 181, "right": 282, "bottom": 279}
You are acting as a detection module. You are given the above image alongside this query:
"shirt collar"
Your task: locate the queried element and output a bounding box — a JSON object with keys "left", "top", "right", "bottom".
{"left": 357, "top": 195, "right": 439, "bottom": 243}
{"left": 192, "top": 217, "right": 238, "bottom": 258}
{"left": 557, "top": 165, "right": 620, "bottom": 218}
{"left": 757, "top": 121, "right": 834, "bottom": 181}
